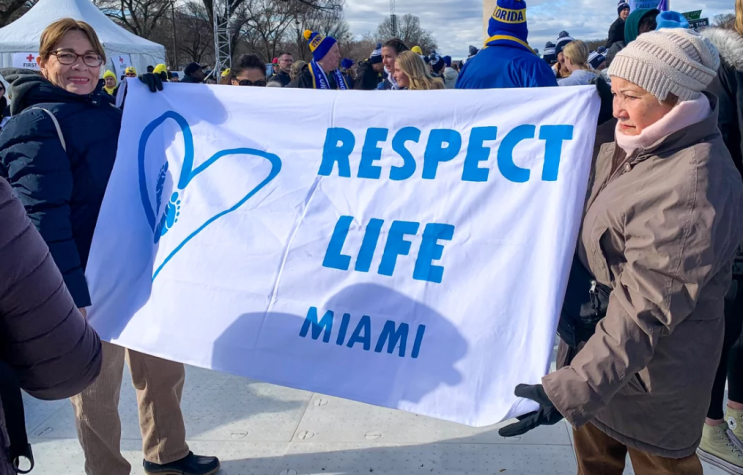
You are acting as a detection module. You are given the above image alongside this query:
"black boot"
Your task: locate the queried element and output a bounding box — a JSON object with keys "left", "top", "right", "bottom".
{"left": 143, "top": 452, "right": 220, "bottom": 475}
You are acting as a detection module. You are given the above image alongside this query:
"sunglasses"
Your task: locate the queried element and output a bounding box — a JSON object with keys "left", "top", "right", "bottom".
{"left": 238, "top": 79, "right": 266, "bottom": 87}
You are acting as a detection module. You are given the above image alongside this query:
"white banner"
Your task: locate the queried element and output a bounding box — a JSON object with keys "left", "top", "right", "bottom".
{"left": 87, "top": 81, "right": 599, "bottom": 426}
{"left": 112, "top": 53, "right": 132, "bottom": 78}
{"left": 12, "top": 52, "right": 39, "bottom": 70}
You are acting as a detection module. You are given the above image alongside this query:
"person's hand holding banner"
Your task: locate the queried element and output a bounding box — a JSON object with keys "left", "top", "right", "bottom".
{"left": 138, "top": 72, "right": 164, "bottom": 92}
{"left": 498, "top": 384, "right": 564, "bottom": 437}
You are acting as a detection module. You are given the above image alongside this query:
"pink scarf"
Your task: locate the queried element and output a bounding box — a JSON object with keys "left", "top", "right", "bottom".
{"left": 615, "top": 95, "right": 711, "bottom": 155}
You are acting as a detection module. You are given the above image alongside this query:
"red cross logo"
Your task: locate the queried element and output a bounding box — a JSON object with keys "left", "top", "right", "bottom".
{"left": 26, "top": 54, "right": 34, "bottom": 62}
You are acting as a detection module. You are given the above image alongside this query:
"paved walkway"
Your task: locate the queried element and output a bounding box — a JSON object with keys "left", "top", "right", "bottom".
{"left": 24, "top": 366, "right": 727, "bottom": 475}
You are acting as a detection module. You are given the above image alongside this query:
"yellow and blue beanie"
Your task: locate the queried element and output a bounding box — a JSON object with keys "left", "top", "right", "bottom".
{"left": 304, "top": 30, "right": 337, "bottom": 61}
{"left": 487, "top": 0, "right": 529, "bottom": 49}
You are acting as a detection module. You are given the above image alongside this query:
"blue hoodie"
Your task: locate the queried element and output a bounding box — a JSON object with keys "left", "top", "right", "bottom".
{"left": 456, "top": 43, "right": 557, "bottom": 90}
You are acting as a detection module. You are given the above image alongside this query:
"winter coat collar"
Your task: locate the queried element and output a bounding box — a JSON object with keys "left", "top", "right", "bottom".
{"left": 703, "top": 28, "right": 743, "bottom": 72}
{"left": 611, "top": 92, "right": 720, "bottom": 163}
{"left": 615, "top": 94, "right": 712, "bottom": 155}
{"left": 0, "top": 68, "right": 107, "bottom": 116}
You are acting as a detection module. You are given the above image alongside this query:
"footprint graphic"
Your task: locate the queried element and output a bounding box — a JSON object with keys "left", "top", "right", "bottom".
{"left": 139, "top": 111, "right": 282, "bottom": 280}
{"left": 154, "top": 192, "right": 181, "bottom": 241}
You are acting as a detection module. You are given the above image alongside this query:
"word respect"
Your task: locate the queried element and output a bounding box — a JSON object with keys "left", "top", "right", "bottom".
{"left": 319, "top": 124, "right": 574, "bottom": 183}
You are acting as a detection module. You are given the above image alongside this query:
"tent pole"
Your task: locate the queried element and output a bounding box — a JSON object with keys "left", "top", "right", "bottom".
{"left": 171, "top": 1, "right": 179, "bottom": 69}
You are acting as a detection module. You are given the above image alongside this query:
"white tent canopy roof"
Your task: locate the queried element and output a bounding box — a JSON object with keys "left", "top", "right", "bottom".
{"left": 0, "top": 0, "right": 166, "bottom": 73}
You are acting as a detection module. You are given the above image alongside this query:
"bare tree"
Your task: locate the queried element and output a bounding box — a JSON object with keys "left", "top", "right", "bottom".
{"left": 713, "top": 13, "right": 736, "bottom": 29}
{"left": 375, "top": 14, "right": 436, "bottom": 53}
{"left": 585, "top": 39, "right": 607, "bottom": 53}
{"left": 0, "top": 0, "right": 36, "bottom": 27}
{"left": 94, "top": 0, "right": 172, "bottom": 39}
{"left": 172, "top": 1, "right": 214, "bottom": 65}
{"left": 233, "top": 0, "right": 297, "bottom": 62}
{"left": 343, "top": 36, "right": 376, "bottom": 63}
{"left": 290, "top": 0, "right": 347, "bottom": 60}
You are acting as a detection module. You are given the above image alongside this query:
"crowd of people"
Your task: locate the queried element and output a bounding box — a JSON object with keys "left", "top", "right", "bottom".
{"left": 0, "top": 0, "right": 742, "bottom": 474}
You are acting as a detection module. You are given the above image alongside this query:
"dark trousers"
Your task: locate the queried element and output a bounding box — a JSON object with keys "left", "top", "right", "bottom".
{"left": 707, "top": 279, "right": 743, "bottom": 420}
{"left": 574, "top": 423, "right": 703, "bottom": 475}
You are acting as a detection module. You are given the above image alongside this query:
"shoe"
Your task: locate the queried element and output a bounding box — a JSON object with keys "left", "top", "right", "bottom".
{"left": 698, "top": 422, "right": 743, "bottom": 475}
{"left": 143, "top": 452, "right": 220, "bottom": 475}
{"left": 728, "top": 407, "right": 743, "bottom": 451}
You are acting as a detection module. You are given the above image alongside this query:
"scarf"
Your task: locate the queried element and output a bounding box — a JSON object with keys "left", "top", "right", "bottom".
{"left": 103, "top": 85, "right": 116, "bottom": 96}
{"left": 384, "top": 66, "right": 400, "bottom": 90}
{"left": 615, "top": 95, "right": 711, "bottom": 155}
{"left": 484, "top": 35, "right": 536, "bottom": 54}
{"left": 309, "top": 59, "right": 348, "bottom": 90}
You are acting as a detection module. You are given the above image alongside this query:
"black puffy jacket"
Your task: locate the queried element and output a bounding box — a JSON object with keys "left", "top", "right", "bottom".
{"left": 606, "top": 17, "right": 625, "bottom": 49}
{"left": 354, "top": 61, "right": 383, "bottom": 90}
{"left": 0, "top": 69, "right": 122, "bottom": 308}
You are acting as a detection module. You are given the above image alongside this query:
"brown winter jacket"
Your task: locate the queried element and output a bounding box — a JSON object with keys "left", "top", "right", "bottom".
{"left": 0, "top": 177, "right": 102, "bottom": 472}
{"left": 543, "top": 94, "right": 743, "bottom": 458}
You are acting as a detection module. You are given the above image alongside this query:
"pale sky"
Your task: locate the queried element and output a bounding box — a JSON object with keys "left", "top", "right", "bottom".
{"left": 345, "top": 0, "right": 735, "bottom": 59}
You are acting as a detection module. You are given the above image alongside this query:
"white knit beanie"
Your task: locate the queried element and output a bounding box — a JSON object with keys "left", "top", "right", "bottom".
{"left": 608, "top": 28, "right": 720, "bottom": 102}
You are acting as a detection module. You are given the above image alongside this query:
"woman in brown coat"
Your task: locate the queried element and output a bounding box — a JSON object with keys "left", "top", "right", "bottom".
{"left": 0, "top": 176, "right": 102, "bottom": 473}
{"left": 500, "top": 28, "right": 743, "bottom": 475}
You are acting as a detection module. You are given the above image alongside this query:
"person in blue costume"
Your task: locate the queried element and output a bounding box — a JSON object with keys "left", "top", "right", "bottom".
{"left": 456, "top": 0, "right": 557, "bottom": 89}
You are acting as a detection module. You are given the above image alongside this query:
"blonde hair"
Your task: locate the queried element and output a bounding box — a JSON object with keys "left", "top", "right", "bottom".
{"left": 395, "top": 51, "right": 444, "bottom": 90}
{"left": 737, "top": 0, "right": 743, "bottom": 36}
{"left": 291, "top": 60, "right": 307, "bottom": 81}
{"left": 40, "top": 18, "right": 105, "bottom": 63}
{"left": 562, "top": 40, "right": 592, "bottom": 72}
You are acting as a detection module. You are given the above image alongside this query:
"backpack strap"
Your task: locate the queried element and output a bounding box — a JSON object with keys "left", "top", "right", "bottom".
{"left": 0, "top": 361, "right": 34, "bottom": 473}
{"left": 28, "top": 107, "right": 66, "bottom": 152}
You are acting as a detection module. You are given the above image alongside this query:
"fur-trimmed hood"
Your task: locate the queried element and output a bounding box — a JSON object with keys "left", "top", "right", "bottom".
{"left": 703, "top": 27, "right": 743, "bottom": 72}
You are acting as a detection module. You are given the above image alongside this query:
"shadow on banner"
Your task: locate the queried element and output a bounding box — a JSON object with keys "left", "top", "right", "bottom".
{"left": 211, "top": 283, "right": 469, "bottom": 409}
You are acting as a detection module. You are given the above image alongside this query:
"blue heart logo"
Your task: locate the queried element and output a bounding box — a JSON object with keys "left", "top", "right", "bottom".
{"left": 138, "top": 111, "right": 282, "bottom": 281}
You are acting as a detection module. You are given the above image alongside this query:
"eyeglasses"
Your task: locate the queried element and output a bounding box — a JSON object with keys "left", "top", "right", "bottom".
{"left": 238, "top": 79, "right": 266, "bottom": 87}
{"left": 125, "top": 73, "right": 137, "bottom": 77}
{"left": 51, "top": 51, "right": 103, "bottom": 67}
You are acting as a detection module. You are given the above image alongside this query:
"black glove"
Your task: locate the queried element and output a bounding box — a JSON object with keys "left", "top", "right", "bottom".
{"left": 138, "top": 73, "right": 164, "bottom": 93}
{"left": 498, "top": 384, "right": 564, "bottom": 437}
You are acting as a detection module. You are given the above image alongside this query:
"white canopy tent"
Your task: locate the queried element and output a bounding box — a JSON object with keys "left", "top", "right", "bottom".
{"left": 0, "top": 0, "right": 166, "bottom": 77}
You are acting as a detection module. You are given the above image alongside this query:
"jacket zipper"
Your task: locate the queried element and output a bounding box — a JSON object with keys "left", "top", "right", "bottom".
{"left": 596, "top": 147, "right": 648, "bottom": 196}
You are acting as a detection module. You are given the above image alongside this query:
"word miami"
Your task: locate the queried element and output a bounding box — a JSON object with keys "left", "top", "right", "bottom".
{"left": 300, "top": 307, "right": 426, "bottom": 359}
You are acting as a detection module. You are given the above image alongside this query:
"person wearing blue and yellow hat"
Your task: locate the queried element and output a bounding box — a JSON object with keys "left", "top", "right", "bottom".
{"left": 456, "top": 0, "right": 557, "bottom": 89}
{"left": 288, "top": 30, "right": 348, "bottom": 90}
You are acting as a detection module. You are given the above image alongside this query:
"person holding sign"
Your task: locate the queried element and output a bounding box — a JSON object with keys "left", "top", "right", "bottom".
{"left": 289, "top": 30, "right": 347, "bottom": 90}
{"left": 500, "top": 28, "right": 743, "bottom": 475}
{"left": 456, "top": 0, "right": 556, "bottom": 89}
{"left": 0, "top": 18, "right": 219, "bottom": 475}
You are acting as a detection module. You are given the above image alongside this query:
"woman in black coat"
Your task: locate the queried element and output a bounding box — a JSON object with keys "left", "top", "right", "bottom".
{"left": 0, "top": 17, "right": 219, "bottom": 475}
